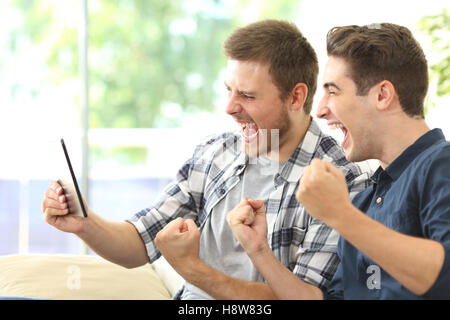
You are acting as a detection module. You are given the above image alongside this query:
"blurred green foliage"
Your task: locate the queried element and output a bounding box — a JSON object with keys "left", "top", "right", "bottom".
{"left": 5, "top": 0, "right": 301, "bottom": 165}
{"left": 418, "top": 8, "right": 450, "bottom": 114}
{"left": 8, "top": 0, "right": 301, "bottom": 129}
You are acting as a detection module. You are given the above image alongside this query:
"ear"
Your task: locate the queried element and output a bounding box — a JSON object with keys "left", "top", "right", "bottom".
{"left": 289, "top": 83, "right": 308, "bottom": 112}
{"left": 375, "top": 80, "right": 396, "bottom": 111}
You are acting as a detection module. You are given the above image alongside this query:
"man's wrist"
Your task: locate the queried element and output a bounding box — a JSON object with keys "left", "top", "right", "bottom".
{"left": 327, "top": 202, "right": 360, "bottom": 232}
{"left": 175, "top": 257, "right": 207, "bottom": 283}
{"left": 248, "top": 243, "right": 273, "bottom": 265}
{"left": 75, "top": 212, "right": 94, "bottom": 238}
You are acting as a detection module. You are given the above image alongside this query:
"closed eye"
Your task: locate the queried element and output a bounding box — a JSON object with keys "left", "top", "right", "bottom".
{"left": 323, "top": 82, "right": 340, "bottom": 96}
{"left": 224, "top": 82, "right": 255, "bottom": 100}
{"left": 241, "top": 92, "right": 255, "bottom": 100}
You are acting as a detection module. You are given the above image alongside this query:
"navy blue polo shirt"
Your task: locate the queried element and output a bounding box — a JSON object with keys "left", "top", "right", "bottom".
{"left": 324, "top": 128, "right": 450, "bottom": 299}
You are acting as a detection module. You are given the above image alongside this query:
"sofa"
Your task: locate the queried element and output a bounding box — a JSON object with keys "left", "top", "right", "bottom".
{"left": 0, "top": 254, "right": 184, "bottom": 300}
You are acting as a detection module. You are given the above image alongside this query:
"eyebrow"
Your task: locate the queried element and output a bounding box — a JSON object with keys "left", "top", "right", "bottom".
{"left": 224, "top": 81, "right": 256, "bottom": 96}
{"left": 323, "top": 82, "right": 341, "bottom": 91}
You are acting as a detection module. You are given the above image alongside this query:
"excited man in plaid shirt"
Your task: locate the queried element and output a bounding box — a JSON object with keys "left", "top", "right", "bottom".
{"left": 41, "top": 20, "right": 372, "bottom": 299}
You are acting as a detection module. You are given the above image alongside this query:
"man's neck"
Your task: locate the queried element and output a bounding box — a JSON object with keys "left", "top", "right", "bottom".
{"left": 269, "top": 115, "right": 312, "bottom": 163}
{"left": 378, "top": 118, "right": 430, "bottom": 169}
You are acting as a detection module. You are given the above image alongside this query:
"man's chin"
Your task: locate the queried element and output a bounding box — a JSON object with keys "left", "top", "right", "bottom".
{"left": 344, "top": 147, "right": 354, "bottom": 162}
{"left": 345, "top": 148, "right": 367, "bottom": 163}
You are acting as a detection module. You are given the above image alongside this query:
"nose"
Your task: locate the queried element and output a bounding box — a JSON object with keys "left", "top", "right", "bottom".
{"left": 316, "top": 96, "right": 330, "bottom": 119}
{"left": 225, "top": 92, "right": 243, "bottom": 115}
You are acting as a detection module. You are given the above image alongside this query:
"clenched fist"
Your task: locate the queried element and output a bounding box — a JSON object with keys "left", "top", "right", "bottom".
{"left": 155, "top": 217, "right": 201, "bottom": 278}
{"left": 296, "top": 159, "right": 352, "bottom": 228}
{"left": 227, "top": 197, "right": 268, "bottom": 257}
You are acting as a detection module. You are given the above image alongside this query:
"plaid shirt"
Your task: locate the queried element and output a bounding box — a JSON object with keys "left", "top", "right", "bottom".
{"left": 127, "top": 119, "right": 373, "bottom": 297}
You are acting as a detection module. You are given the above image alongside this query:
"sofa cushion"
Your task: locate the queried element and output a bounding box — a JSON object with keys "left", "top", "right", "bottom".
{"left": 0, "top": 254, "right": 171, "bottom": 300}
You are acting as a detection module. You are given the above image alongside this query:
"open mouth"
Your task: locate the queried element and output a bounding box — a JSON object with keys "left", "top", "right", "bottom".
{"left": 329, "top": 122, "right": 349, "bottom": 148}
{"left": 239, "top": 122, "right": 259, "bottom": 143}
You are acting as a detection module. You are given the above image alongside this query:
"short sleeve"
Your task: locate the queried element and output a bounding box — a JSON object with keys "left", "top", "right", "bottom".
{"left": 291, "top": 217, "right": 340, "bottom": 290}
{"left": 419, "top": 145, "right": 450, "bottom": 298}
{"left": 322, "top": 239, "right": 345, "bottom": 300}
{"left": 422, "top": 243, "right": 450, "bottom": 299}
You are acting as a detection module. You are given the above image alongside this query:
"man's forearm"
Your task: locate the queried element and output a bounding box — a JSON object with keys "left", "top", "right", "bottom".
{"left": 331, "top": 205, "right": 445, "bottom": 295}
{"left": 180, "top": 259, "right": 278, "bottom": 300}
{"left": 250, "top": 247, "right": 323, "bottom": 300}
{"left": 76, "top": 211, "right": 149, "bottom": 268}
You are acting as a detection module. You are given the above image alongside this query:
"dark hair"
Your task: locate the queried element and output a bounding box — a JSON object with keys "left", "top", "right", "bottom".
{"left": 326, "top": 23, "right": 428, "bottom": 118}
{"left": 223, "top": 19, "right": 318, "bottom": 114}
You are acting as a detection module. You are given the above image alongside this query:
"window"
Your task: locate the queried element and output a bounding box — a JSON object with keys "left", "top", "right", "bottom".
{"left": 0, "top": 0, "right": 304, "bottom": 254}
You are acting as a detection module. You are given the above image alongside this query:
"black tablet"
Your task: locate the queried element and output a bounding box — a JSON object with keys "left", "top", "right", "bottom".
{"left": 57, "top": 138, "right": 88, "bottom": 218}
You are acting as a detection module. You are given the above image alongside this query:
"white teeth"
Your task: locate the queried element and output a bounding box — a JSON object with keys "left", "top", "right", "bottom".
{"left": 330, "top": 123, "right": 344, "bottom": 130}
{"left": 239, "top": 122, "right": 255, "bottom": 128}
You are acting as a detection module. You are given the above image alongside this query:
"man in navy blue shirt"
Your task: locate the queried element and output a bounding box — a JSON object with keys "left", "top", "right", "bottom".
{"left": 228, "top": 23, "right": 450, "bottom": 299}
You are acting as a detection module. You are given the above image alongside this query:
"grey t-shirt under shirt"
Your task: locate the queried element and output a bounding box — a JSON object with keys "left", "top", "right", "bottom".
{"left": 181, "top": 156, "right": 283, "bottom": 299}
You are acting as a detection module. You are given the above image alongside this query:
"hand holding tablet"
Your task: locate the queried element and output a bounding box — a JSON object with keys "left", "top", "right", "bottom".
{"left": 57, "top": 138, "right": 88, "bottom": 218}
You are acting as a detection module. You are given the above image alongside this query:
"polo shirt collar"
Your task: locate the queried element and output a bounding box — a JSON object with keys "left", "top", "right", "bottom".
{"left": 383, "top": 128, "right": 445, "bottom": 181}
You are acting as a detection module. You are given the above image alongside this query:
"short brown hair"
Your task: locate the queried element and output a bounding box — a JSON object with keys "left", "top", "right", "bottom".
{"left": 326, "top": 23, "right": 428, "bottom": 118}
{"left": 223, "top": 19, "right": 318, "bottom": 114}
